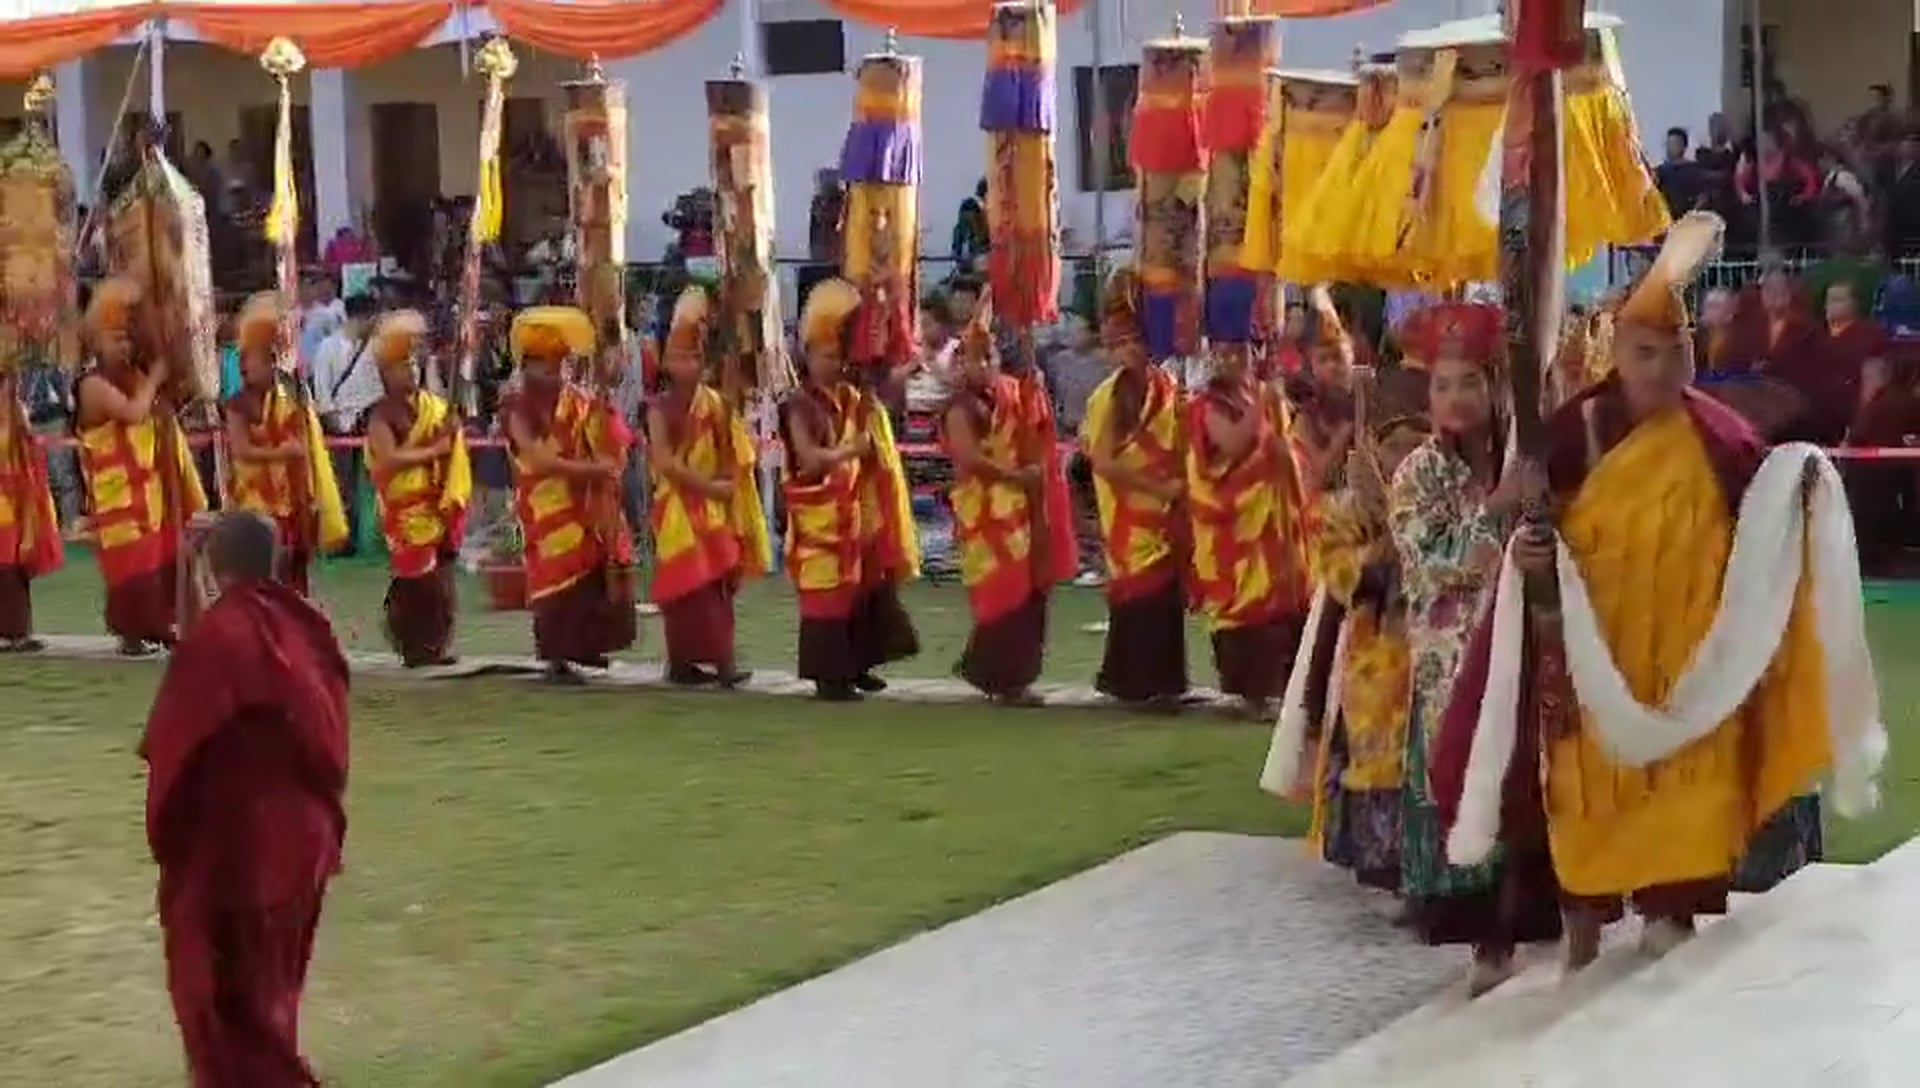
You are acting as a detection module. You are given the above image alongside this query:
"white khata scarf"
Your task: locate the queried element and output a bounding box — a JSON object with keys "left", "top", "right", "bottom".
{"left": 1448, "top": 443, "right": 1888, "bottom": 867}
{"left": 1261, "top": 587, "right": 1351, "bottom": 798}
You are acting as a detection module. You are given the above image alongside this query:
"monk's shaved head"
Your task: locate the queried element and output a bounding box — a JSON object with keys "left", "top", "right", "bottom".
{"left": 207, "top": 511, "right": 279, "bottom": 585}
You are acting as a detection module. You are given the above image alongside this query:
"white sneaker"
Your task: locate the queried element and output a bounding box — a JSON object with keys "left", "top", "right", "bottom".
{"left": 1072, "top": 570, "right": 1105, "bottom": 588}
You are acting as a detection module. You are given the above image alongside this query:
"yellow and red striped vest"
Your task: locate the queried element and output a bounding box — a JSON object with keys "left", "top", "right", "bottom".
{"left": 224, "top": 383, "right": 349, "bottom": 553}
{"left": 0, "top": 420, "right": 62, "bottom": 576}
{"left": 832, "top": 383, "right": 920, "bottom": 583}
{"left": 371, "top": 391, "right": 473, "bottom": 579}
{"left": 1186, "top": 379, "right": 1308, "bottom": 629}
{"left": 76, "top": 381, "right": 207, "bottom": 585}
{"left": 1079, "top": 365, "right": 1184, "bottom": 603}
{"left": 650, "top": 383, "right": 769, "bottom": 604}
{"left": 945, "top": 376, "right": 1036, "bottom": 625}
{"left": 781, "top": 384, "right": 863, "bottom": 618}
{"left": 510, "top": 386, "right": 605, "bottom": 602}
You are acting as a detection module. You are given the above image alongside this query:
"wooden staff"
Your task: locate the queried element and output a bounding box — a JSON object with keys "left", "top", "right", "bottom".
{"left": 456, "top": 37, "right": 517, "bottom": 422}
{"left": 1498, "top": 1, "right": 1577, "bottom": 614}
{"left": 260, "top": 38, "right": 317, "bottom": 574}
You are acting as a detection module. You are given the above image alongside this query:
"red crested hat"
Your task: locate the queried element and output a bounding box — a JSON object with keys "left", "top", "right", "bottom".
{"left": 1398, "top": 301, "right": 1504, "bottom": 369}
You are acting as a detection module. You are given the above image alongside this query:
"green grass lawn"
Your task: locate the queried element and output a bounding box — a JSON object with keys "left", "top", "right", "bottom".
{"left": 3, "top": 571, "right": 1917, "bottom": 1086}
{"left": 25, "top": 552, "right": 1195, "bottom": 687}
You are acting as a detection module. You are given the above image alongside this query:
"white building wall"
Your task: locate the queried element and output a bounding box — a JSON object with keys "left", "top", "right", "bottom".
{"left": 39, "top": 0, "right": 1728, "bottom": 262}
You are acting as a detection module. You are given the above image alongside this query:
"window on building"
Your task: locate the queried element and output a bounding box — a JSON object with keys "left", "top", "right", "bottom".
{"left": 1073, "top": 65, "right": 1138, "bottom": 193}
{"left": 761, "top": 19, "right": 846, "bottom": 77}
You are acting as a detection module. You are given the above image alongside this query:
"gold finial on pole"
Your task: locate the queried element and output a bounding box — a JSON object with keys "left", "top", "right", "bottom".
{"left": 260, "top": 36, "right": 307, "bottom": 80}
{"left": 475, "top": 35, "right": 518, "bottom": 81}
{"left": 584, "top": 52, "right": 605, "bottom": 83}
{"left": 1172, "top": 11, "right": 1185, "bottom": 37}
{"left": 23, "top": 72, "right": 54, "bottom": 115}
{"left": 730, "top": 52, "right": 747, "bottom": 79}
{"left": 883, "top": 27, "right": 899, "bottom": 54}
{"left": 1350, "top": 44, "right": 1366, "bottom": 72}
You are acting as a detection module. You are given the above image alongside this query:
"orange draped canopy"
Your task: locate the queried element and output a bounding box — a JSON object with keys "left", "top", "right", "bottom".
{"left": 0, "top": 0, "right": 1399, "bottom": 78}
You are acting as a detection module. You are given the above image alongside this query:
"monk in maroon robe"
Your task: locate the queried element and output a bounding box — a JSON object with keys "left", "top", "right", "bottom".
{"left": 1844, "top": 356, "right": 1920, "bottom": 574}
{"left": 143, "top": 512, "right": 349, "bottom": 1087}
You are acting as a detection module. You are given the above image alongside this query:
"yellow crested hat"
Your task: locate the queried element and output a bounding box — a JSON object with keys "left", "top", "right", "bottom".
{"left": 799, "top": 278, "right": 861, "bottom": 352}
{"left": 372, "top": 309, "right": 429, "bottom": 368}
{"left": 1616, "top": 211, "right": 1724, "bottom": 334}
{"left": 86, "top": 277, "right": 142, "bottom": 334}
{"left": 510, "top": 305, "right": 597, "bottom": 366}
{"left": 666, "top": 286, "right": 711, "bottom": 357}
{"left": 236, "top": 291, "right": 285, "bottom": 353}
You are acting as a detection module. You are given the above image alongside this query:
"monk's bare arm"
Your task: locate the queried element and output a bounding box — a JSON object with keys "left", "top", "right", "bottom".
{"left": 789, "top": 415, "right": 856, "bottom": 476}
{"left": 225, "top": 405, "right": 305, "bottom": 462}
{"left": 646, "top": 409, "right": 727, "bottom": 496}
{"left": 78, "top": 368, "right": 165, "bottom": 428}
{"left": 1204, "top": 400, "right": 1259, "bottom": 461}
{"left": 507, "top": 411, "right": 614, "bottom": 480}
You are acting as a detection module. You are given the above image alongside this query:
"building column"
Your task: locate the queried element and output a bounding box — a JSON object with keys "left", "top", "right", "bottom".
{"left": 308, "top": 66, "right": 356, "bottom": 242}
{"left": 53, "top": 57, "right": 95, "bottom": 203}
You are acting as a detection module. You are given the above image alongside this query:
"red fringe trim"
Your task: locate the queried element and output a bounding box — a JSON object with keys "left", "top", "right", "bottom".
{"left": 1129, "top": 107, "right": 1204, "bottom": 174}
{"left": 987, "top": 234, "right": 1061, "bottom": 328}
{"left": 1203, "top": 85, "right": 1265, "bottom": 155}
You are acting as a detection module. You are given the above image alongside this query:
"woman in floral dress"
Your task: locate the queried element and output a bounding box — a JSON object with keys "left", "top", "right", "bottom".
{"left": 1387, "top": 304, "right": 1562, "bottom": 995}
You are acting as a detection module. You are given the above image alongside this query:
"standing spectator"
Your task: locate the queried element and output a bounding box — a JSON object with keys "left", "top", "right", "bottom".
{"left": 1854, "top": 83, "right": 1902, "bottom": 175}
{"left": 806, "top": 168, "right": 844, "bottom": 264}
{"left": 1883, "top": 132, "right": 1920, "bottom": 256}
{"left": 309, "top": 295, "right": 381, "bottom": 555}
{"left": 1737, "top": 130, "right": 1821, "bottom": 250}
{"left": 1042, "top": 315, "right": 1107, "bottom": 583}
{"left": 321, "top": 224, "right": 375, "bottom": 277}
{"left": 1696, "top": 113, "right": 1743, "bottom": 237}
{"left": 950, "top": 178, "right": 990, "bottom": 273}
{"left": 299, "top": 274, "right": 347, "bottom": 370}
{"left": 1655, "top": 127, "right": 1706, "bottom": 214}
{"left": 1816, "top": 146, "right": 1873, "bottom": 254}
{"left": 185, "top": 141, "right": 225, "bottom": 214}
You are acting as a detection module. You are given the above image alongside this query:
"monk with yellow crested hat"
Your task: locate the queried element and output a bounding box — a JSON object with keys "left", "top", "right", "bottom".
{"left": 1078, "top": 265, "right": 1190, "bottom": 708}
{"left": 363, "top": 308, "right": 471, "bottom": 667}
{"left": 778, "top": 277, "right": 919, "bottom": 701}
{"left": 74, "top": 276, "right": 208, "bottom": 654}
{"left": 500, "top": 304, "right": 635, "bottom": 683}
{"left": 645, "top": 286, "right": 767, "bottom": 688}
{"left": 1433, "top": 210, "right": 1848, "bottom": 973}
{"left": 222, "top": 292, "right": 348, "bottom": 597}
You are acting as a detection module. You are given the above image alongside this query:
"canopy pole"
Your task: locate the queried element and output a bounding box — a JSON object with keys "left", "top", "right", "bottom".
{"left": 1748, "top": 0, "right": 1772, "bottom": 256}
{"left": 148, "top": 18, "right": 166, "bottom": 118}
{"left": 1090, "top": 0, "right": 1108, "bottom": 284}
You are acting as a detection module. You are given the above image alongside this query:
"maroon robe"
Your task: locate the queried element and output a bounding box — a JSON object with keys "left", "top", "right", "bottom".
{"left": 1769, "top": 318, "right": 1880, "bottom": 444}
{"left": 143, "top": 579, "right": 350, "bottom": 1087}
{"left": 1430, "top": 381, "right": 1765, "bottom": 918}
{"left": 1844, "top": 384, "right": 1920, "bottom": 573}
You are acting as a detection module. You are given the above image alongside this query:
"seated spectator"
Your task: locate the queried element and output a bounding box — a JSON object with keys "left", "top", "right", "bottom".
{"left": 1792, "top": 280, "right": 1887, "bottom": 444}
{"left": 322, "top": 224, "right": 375, "bottom": 276}
{"left": 950, "top": 178, "right": 990, "bottom": 273}
{"left": 1744, "top": 266, "right": 1819, "bottom": 371}
{"left": 1695, "top": 286, "right": 1742, "bottom": 374}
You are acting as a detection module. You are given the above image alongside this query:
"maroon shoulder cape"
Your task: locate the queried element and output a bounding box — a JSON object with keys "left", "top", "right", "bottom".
{"left": 1428, "top": 381, "right": 1764, "bottom": 839}
{"left": 142, "top": 579, "right": 351, "bottom": 909}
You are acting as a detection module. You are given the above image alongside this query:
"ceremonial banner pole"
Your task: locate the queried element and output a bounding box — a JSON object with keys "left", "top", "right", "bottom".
{"left": 455, "top": 37, "right": 516, "bottom": 420}
{"left": 838, "top": 30, "right": 921, "bottom": 379}
{"left": 561, "top": 56, "right": 636, "bottom": 601}
{"left": 1131, "top": 15, "right": 1207, "bottom": 366}
{"left": 1501, "top": 0, "right": 1580, "bottom": 612}
{"left": 261, "top": 37, "right": 315, "bottom": 587}
{"left": 1203, "top": 12, "right": 1276, "bottom": 351}
{"left": 706, "top": 55, "right": 790, "bottom": 406}
{"left": 981, "top": 1, "right": 1059, "bottom": 331}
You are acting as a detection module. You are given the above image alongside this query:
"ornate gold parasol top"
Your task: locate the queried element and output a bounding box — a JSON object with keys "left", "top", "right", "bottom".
{"left": 260, "top": 36, "right": 307, "bottom": 79}
{"left": 476, "top": 36, "right": 518, "bottom": 81}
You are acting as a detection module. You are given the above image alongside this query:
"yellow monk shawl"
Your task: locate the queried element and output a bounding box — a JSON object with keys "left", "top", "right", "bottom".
{"left": 226, "top": 382, "right": 349, "bottom": 554}
{"left": 371, "top": 390, "right": 472, "bottom": 579}
{"left": 1261, "top": 489, "right": 1410, "bottom": 800}
{"left": 1451, "top": 415, "right": 1885, "bottom": 884}
{"left": 1079, "top": 365, "right": 1185, "bottom": 603}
